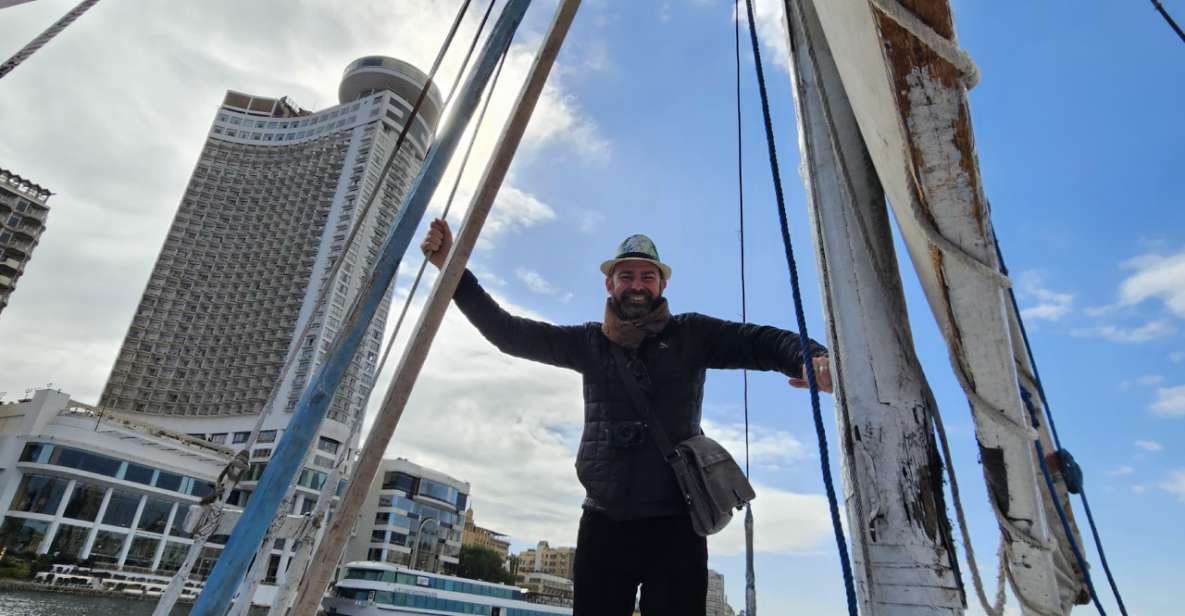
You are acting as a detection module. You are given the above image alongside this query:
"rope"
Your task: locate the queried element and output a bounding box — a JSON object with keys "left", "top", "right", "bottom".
{"left": 1021, "top": 390, "right": 1107, "bottom": 615}
{"left": 995, "top": 233, "right": 1129, "bottom": 615}
{"left": 866, "top": 0, "right": 980, "bottom": 88}
{"left": 929, "top": 401, "right": 1007, "bottom": 616}
{"left": 0, "top": 0, "right": 101, "bottom": 80}
{"left": 741, "top": 2, "right": 858, "bottom": 614}
{"left": 733, "top": 3, "right": 757, "bottom": 614}
{"left": 1150, "top": 0, "right": 1185, "bottom": 43}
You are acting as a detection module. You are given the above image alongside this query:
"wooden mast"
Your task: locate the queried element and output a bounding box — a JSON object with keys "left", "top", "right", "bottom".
{"left": 783, "top": 1, "right": 964, "bottom": 612}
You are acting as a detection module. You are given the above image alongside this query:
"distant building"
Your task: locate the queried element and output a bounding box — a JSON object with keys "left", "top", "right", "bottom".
{"left": 0, "top": 166, "right": 51, "bottom": 316}
{"left": 520, "top": 570, "right": 574, "bottom": 606}
{"left": 344, "top": 458, "right": 470, "bottom": 575}
{"left": 460, "top": 508, "right": 510, "bottom": 559}
{"left": 516, "top": 540, "right": 576, "bottom": 582}
{"left": 0, "top": 389, "right": 227, "bottom": 577}
{"left": 706, "top": 569, "right": 736, "bottom": 616}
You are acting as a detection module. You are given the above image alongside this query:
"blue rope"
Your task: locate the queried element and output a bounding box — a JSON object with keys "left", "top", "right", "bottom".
{"left": 996, "top": 233, "right": 1129, "bottom": 615}
{"left": 1021, "top": 389, "right": 1107, "bottom": 615}
{"left": 741, "top": 2, "right": 858, "bottom": 614}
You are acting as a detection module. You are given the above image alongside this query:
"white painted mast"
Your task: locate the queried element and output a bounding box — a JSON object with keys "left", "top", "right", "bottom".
{"left": 783, "top": 1, "right": 963, "bottom": 612}
{"left": 786, "top": 0, "right": 1089, "bottom": 613}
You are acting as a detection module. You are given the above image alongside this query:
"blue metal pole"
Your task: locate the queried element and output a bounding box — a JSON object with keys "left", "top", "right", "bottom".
{"left": 189, "top": 1, "right": 533, "bottom": 613}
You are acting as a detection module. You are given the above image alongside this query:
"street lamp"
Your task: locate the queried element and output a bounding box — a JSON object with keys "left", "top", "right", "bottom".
{"left": 409, "top": 517, "right": 440, "bottom": 572}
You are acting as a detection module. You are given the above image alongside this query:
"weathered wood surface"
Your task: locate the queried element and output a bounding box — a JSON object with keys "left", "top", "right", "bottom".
{"left": 800, "top": 0, "right": 1087, "bottom": 612}
{"left": 784, "top": 1, "right": 964, "bottom": 612}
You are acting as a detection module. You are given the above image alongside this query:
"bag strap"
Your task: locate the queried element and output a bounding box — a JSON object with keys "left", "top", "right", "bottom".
{"left": 609, "top": 344, "right": 680, "bottom": 461}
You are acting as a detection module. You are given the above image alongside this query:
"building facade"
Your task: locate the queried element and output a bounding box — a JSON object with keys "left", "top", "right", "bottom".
{"left": 0, "top": 166, "right": 51, "bottom": 316}
{"left": 98, "top": 54, "right": 442, "bottom": 438}
{"left": 516, "top": 541, "right": 576, "bottom": 582}
{"left": 460, "top": 508, "right": 510, "bottom": 560}
{"left": 706, "top": 569, "right": 735, "bottom": 616}
{"left": 0, "top": 389, "right": 229, "bottom": 578}
{"left": 344, "top": 458, "right": 470, "bottom": 575}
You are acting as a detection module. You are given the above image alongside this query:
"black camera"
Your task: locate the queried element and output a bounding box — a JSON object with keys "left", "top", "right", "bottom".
{"left": 609, "top": 421, "right": 647, "bottom": 448}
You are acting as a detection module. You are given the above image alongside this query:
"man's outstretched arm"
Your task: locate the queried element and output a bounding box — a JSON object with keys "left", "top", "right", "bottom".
{"left": 421, "top": 218, "right": 586, "bottom": 371}
{"left": 695, "top": 314, "right": 833, "bottom": 393}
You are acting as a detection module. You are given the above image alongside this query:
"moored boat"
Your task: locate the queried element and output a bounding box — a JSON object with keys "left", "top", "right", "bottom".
{"left": 321, "top": 561, "right": 572, "bottom": 616}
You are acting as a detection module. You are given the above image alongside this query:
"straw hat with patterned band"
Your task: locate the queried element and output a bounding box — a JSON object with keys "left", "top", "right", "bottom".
{"left": 600, "top": 234, "right": 673, "bottom": 280}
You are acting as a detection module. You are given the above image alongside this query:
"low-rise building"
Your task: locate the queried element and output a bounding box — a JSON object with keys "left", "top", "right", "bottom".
{"left": 516, "top": 540, "right": 576, "bottom": 583}
{"left": 521, "top": 570, "right": 574, "bottom": 606}
{"left": 0, "top": 389, "right": 228, "bottom": 577}
{"left": 343, "top": 457, "right": 470, "bottom": 575}
{"left": 460, "top": 507, "right": 510, "bottom": 560}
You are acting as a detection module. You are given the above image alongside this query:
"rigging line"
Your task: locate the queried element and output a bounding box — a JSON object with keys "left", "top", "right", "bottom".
{"left": 381, "top": 33, "right": 512, "bottom": 382}
{"left": 735, "top": 3, "right": 757, "bottom": 616}
{"left": 741, "top": 1, "right": 858, "bottom": 614}
{"left": 993, "top": 231, "right": 1129, "bottom": 615}
{"left": 0, "top": 0, "right": 101, "bottom": 80}
{"left": 1021, "top": 389, "right": 1108, "bottom": 615}
{"left": 1151, "top": 0, "right": 1185, "bottom": 43}
{"left": 151, "top": 2, "right": 478, "bottom": 613}
{"left": 734, "top": 0, "right": 750, "bottom": 479}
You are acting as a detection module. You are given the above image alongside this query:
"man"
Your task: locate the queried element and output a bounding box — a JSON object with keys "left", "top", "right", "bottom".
{"left": 421, "top": 219, "right": 831, "bottom": 615}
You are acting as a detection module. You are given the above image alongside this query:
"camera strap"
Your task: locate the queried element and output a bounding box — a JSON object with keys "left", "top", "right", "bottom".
{"left": 610, "top": 344, "right": 679, "bottom": 461}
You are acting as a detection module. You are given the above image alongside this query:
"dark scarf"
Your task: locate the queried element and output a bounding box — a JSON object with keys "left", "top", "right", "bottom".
{"left": 602, "top": 297, "right": 671, "bottom": 349}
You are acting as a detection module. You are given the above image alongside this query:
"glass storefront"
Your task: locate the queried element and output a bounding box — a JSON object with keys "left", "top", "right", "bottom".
{"left": 63, "top": 481, "right": 105, "bottom": 521}
{"left": 157, "top": 541, "right": 188, "bottom": 573}
{"left": 0, "top": 517, "right": 49, "bottom": 554}
{"left": 138, "top": 497, "right": 174, "bottom": 534}
{"left": 9, "top": 474, "right": 68, "bottom": 515}
{"left": 47, "top": 523, "right": 89, "bottom": 559}
{"left": 125, "top": 536, "right": 160, "bottom": 568}
{"left": 102, "top": 490, "right": 140, "bottom": 528}
{"left": 19, "top": 442, "right": 215, "bottom": 498}
{"left": 89, "top": 530, "right": 127, "bottom": 566}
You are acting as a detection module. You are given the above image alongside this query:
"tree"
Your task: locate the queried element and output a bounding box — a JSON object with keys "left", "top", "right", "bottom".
{"left": 456, "top": 545, "right": 514, "bottom": 585}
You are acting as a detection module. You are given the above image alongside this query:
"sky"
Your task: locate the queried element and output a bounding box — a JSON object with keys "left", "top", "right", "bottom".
{"left": 1, "top": 0, "right": 1183, "bottom": 613}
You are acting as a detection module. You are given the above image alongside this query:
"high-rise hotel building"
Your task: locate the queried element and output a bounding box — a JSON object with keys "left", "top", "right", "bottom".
{"left": 99, "top": 56, "right": 442, "bottom": 504}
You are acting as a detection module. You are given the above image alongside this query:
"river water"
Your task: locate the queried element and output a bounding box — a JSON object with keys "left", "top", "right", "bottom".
{"left": 0, "top": 590, "right": 268, "bottom": 615}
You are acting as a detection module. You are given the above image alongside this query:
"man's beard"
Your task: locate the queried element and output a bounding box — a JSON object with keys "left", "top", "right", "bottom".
{"left": 615, "top": 289, "right": 658, "bottom": 320}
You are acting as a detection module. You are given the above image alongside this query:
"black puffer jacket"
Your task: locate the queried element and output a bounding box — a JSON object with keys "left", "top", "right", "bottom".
{"left": 452, "top": 269, "right": 822, "bottom": 520}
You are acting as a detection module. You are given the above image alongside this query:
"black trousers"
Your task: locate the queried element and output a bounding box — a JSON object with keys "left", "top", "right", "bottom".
{"left": 572, "top": 510, "right": 708, "bottom": 616}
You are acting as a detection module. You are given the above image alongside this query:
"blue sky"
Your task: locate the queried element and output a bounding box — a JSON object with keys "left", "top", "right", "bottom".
{"left": 1, "top": 0, "right": 1183, "bottom": 613}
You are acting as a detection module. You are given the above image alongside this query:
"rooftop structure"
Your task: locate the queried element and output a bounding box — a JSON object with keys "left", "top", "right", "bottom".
{"left": 0, "top": 166, "right": 52, "bottom": 316}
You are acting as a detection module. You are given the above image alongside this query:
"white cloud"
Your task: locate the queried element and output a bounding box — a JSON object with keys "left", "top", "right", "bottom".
{"left": 702, "top": 419, "right": 807, "bottom": 469}
{"left": 1170, "top": 351, "right": 1185, "bottom": 364}
{"left": 1135, "top": 440, "right": 1164, "bottom": 452}
{"left": 1121, "top": 374, "right": 1164, "bottom": 389}
{"left": 707, "top": 482, "right": 832, "bottom": 555}
{"left": 1160, "top": 469, "right": 1185, "bottom": 502}
{"left": 1071, "top": 321, "right": 1174, "bottom": 343}
{"left": 1119, "top": 250, "right": 1185, "bottom": 318}
{"left": 1150, "top": 385, "right": 1185, "bottom": 417}
{"left": 1017, "top": 271, "right": 1074, "bottom": 321}
{"left": 738, "top": 0, "right": 793, "bottom": 72}
{"left": 515, "top": 268, "right": 563, "bottom": 297}
{"left": 1106, "top": 466, "right": 1134, "bottom": 477}
{"left": 1132, "top": 484, "right": 1148, "bottom": 495}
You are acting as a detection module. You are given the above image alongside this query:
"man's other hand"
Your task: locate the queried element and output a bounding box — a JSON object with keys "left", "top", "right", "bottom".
{"left": 420, "top": 218, "right": 453, "bottom": 269}
{"left": 789, "top": 355, "right": 834, "bottom": 393}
